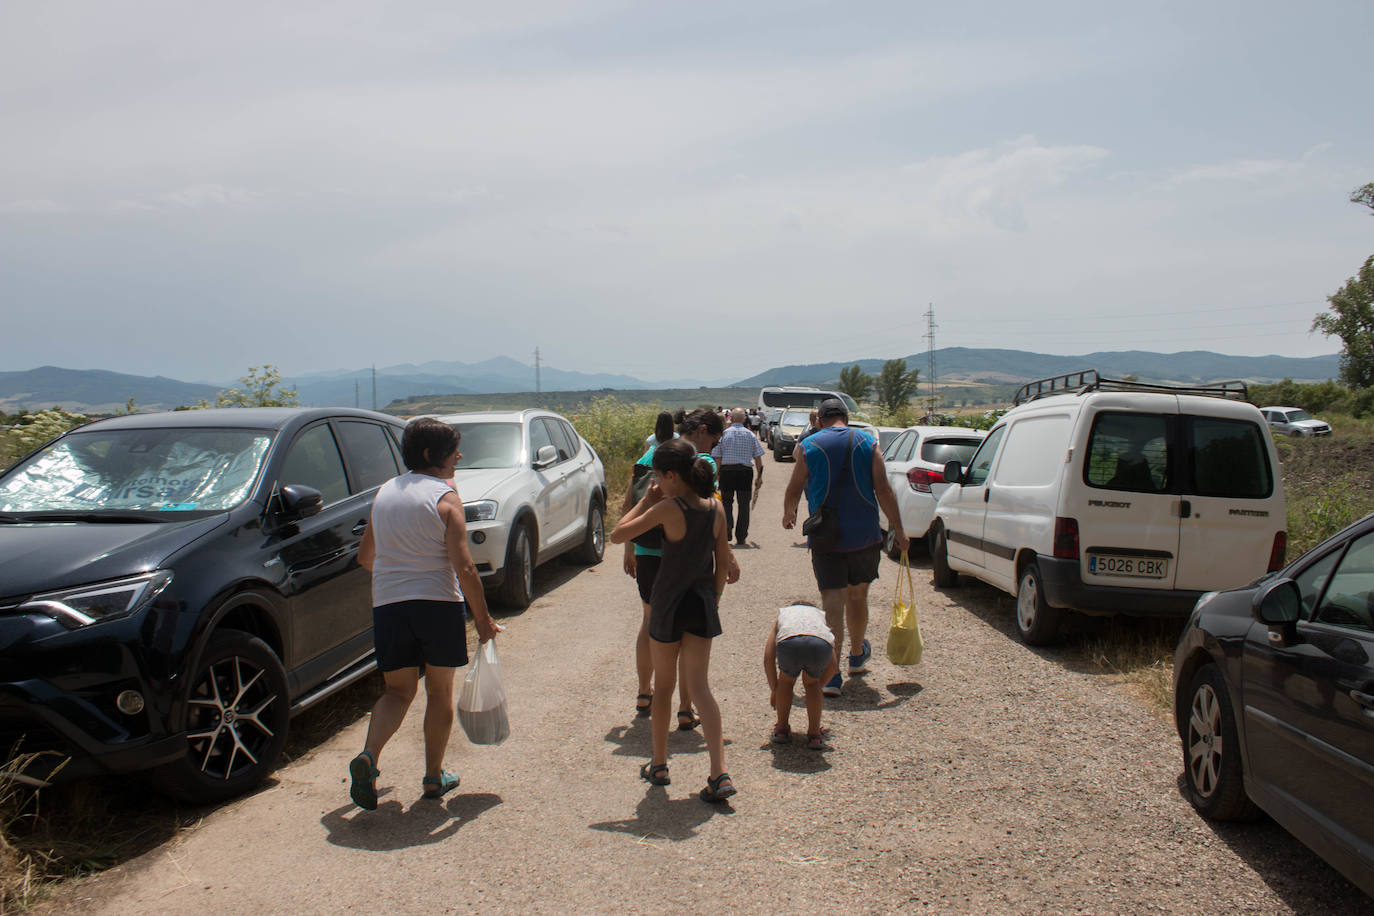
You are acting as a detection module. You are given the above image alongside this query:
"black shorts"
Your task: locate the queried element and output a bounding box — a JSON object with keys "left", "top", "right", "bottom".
{"left": 651, "top": 587, "right": 719, "bottom": 643}
{"left": 635, "top": 553, "right": 661, "bottom": 605}
{"left": 810, "top": 544, "right": 882, "bottom": 592}
{"left": 372, "top": 599, "right": 469, "bottom": 671}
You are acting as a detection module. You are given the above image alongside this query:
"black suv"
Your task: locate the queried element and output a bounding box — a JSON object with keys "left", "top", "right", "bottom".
{"left": 0, "top": 408, "right": 405, "bottom": 803}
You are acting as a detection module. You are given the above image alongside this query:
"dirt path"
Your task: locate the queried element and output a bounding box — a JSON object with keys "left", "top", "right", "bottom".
{"left": 47, "top": 459, "right": 1372, "bottom": 915}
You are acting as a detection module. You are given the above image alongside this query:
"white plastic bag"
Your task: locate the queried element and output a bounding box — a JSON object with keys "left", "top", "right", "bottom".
{"left": 457, "top": 641, "right": 510, "bottom": 745}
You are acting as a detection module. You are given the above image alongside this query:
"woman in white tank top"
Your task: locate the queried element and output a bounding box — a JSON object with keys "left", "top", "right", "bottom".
{"left": 348, "top": 418, "right": 501, "bottom": 810}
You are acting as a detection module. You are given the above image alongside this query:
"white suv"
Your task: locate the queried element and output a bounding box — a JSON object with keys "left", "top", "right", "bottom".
{"left": 930, "top": 371, "right": 1286, "bottom": 645}
{"left": 1260, "top": 406, "right": 1332, "bottom": 437}
{"left": 430, "top": 410, "right": 606, "bottom": 609}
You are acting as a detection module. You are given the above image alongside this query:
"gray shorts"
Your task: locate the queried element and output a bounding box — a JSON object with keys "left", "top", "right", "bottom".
{"left": 776, "top": 635, "right": 833, "bottom": 679}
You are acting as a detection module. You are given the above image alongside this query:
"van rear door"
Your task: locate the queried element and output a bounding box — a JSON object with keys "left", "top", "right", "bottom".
{"left": 1075, "top": 397, "right": 1181, "bottom": 591}
{"left": 1174, "top": 400, "right": 1284, "bottom": 590}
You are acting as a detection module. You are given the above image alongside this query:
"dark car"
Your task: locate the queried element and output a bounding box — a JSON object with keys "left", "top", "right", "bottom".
{"left": 1173, "top": 512, "right": 1374, "bottom": 898}
{"left": 0, "top": 408, "right": 406, "bottom": 803}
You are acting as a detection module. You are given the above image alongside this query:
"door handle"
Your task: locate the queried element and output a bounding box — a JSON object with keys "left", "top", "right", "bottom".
{"left": 351, "top": 521, "right": 367, "bottom": 536}
{"left": 983, "top": 488, "right": 990, "bottom": 503}
{"left": 1351, "top": 689, "right": 1374, "bottom": 710}
{"left": 1177, "top": 499, "right": 1192, "bottom": 519}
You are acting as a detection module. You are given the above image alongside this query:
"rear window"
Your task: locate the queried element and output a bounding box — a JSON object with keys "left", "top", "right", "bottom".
{"left": 1084, "top": 413, "right": 1170, "bottom": 494}
{"left": 1190, "top": 417, "right": 1272, "bottom": 499}
{"left": 920, "top": 437, "right": 983, "bottom": 468}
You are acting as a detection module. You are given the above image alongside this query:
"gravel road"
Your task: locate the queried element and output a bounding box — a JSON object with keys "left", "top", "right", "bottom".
{"left": 47, "top": 462, "right": 1373, "bottom": 915}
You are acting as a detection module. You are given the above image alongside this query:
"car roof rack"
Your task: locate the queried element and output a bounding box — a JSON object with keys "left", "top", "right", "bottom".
{"left": 1012, "top": 369, "right": 1248, "bottom": 406}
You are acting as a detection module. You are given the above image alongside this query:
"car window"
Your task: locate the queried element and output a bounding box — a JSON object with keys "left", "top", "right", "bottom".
{"left": 452, "top": 423, "right": 522, "bottom": 469}
{"left": 990, "top": 417, "right": 1070, "bottom": 487}
{"left": 278, "top": 424, "right": 350, "bottom": 505}
{"left": 885, "top": 432, "right": 911, "bottom": 462}
{"left": 921, "top": 437, "right": 987, "bottom": 470}
{"left": 1295, "top": 548, "right": 1342, "bottom": 617}
{"left": 965, "top": 426, "right": 1005, "bottom": 487}
{"left": 0, "top": 427, "right": 272, "bottom": 514}
{"left": 1312, "top": 532, "right": 1374, "bottom": 632}
{"left": 1084, "top": 413, "right": 1170, "bottom": 494}
{"left": 529, "top": 417, "right": 557, "bottom": 463}
{"left": 1289, "top": 410, "right": 1311, "bottom": 422}
{"left": 335, "top": 421, "right": 400, "bottom": 492}
{"left": 548, "top": 419, "right": 579, "bottom": 461}
{"left": 1189, "top": 417, "right": 1271, "bottom": 499}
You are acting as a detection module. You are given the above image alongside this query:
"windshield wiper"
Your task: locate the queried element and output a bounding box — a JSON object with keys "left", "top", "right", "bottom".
{"left": 0, "top": 513, "right": 23, "bottom": 524}
{"left": 18, "top": 511, "right": 168, "bottom": 523}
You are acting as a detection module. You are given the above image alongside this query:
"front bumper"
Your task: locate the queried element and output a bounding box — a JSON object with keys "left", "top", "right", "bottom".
{"left": 1037, "top": 555, "right": 1203, "bottom": 617}
{"left": 465, "top": 520, "right": 512, "bottom": 586}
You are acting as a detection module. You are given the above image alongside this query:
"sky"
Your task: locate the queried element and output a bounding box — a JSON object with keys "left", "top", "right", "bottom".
{"left": 2, "top": 0, "right": 1372, "bottom": 385}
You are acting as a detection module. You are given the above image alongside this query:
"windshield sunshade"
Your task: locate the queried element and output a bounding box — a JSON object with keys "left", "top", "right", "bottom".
{"left": 0, "top": 428, "right": 274, "bottom": 514}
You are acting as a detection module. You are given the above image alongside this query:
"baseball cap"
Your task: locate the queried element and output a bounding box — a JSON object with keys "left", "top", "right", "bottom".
{"left": 817, "top": 398, "right": 848, "bottom": 418}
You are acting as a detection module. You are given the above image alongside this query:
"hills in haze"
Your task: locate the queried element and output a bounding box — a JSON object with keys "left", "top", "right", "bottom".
{"left": 0, "top": 348, "right": 1342, "bottom": 413}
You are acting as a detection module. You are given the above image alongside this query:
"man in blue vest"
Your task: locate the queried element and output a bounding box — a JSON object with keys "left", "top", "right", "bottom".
{"left": 782, "top": 398, "right": 908, "bottom": 697}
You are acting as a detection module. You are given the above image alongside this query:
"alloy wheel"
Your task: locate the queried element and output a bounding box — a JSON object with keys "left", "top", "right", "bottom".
{"left": 1187, "top": 683, "right": 1223, "bottom": 798}
{"left": 185, "top": 655, "right": 280, "bottom": 781}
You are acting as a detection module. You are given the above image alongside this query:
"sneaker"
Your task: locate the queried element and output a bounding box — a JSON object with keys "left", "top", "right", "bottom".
{"left": 822, "top": 673, "right": 842, "bottom": 697}
{"left": 848, "top": 639, "right": 872, "bottom": 675}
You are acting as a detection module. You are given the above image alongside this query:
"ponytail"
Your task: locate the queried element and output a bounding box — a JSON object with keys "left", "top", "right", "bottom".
{"left": 687, "top": 457, "right": 715, "bottom": 499}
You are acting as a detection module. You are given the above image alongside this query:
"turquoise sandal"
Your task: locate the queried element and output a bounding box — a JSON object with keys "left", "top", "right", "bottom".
{"left": 349, "top": 750, "right": 380, "bottom": 810}
{"left": 421, "top": 770, "right": 460, "bottom": 799}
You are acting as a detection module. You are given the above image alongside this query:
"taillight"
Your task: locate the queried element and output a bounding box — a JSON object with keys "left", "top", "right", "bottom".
{"left": 1053, "top": 517, "right": 1080, "bottom": 559}
{"left": 1267, "top": 531, "right": 1287, "bottom": 572}
{"left": 907, "top": 467, "right": 943, "bottom": 493}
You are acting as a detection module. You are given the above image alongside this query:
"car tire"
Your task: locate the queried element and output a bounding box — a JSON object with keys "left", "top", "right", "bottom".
{"left": 773, "top": 445, "right": 785, "bottom": 462}
{"left": 1015, "top": 562, "right": 1062, "bottom": 646}
{"left": 1182, "top": 664, "right": 1259, "bottom": 820}
{"left": 931, "top": 525, "right": 959, "bottom": 588}
{"left": 498, "top": 523, "right": 535, "bottom": 609}
{"left": 157, "top": 629, "right": 290, "bottom": 804}
{"left": 573, "top": 499, "right": 605, "bottom": 565}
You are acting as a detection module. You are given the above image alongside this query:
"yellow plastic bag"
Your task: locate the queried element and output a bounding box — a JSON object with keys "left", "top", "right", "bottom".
{"left": 887, "top": 550, "right": 924, "bottom": 665}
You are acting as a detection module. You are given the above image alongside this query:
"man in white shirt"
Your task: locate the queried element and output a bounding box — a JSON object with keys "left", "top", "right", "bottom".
{"left": 711, "top": 408, "right": 766, "bottom": 546}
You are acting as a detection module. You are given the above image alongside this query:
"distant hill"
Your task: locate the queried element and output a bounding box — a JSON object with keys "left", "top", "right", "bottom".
{"left": 0, "top": 366, "right": 222, "bottom": 413}
{"left": 734, "top": 348, "right": 1342, "bottom": 388}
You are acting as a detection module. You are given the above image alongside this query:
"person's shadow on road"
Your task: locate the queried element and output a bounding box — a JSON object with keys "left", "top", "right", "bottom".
{"left": 588, "top": 785, "right": 732, "bottom": 841}
{"left": 832, "top": 680, "right": 922, "bottom": 710}
{"left": 321, "top": 791, "right": 502, "bottom": 851}
{"left": 603, "top": 719, "right": 709, "bottom": 758}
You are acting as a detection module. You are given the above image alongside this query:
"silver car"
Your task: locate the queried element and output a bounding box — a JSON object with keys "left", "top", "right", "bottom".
{"left": 429, "top": 409, "right": 606, "bottom": 608}
{"left": 1260, "top": 406, "right": 1332, "bottom": 437}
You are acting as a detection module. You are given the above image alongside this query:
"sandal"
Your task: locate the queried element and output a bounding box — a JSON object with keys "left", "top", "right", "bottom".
{"left": 635, "top": 693, "right": 653, "bottom": 717}
{"left": 700, "top": 772, "right": 737, "bottom": 803}
{"left": 806, "top": 732, "right": 826, "bottom": 751}
{"left": 421, "top": 770, "right": 460, "bottom": 799}
{"left": 770, "top": 724, "right": 792, "bottom": 744}
{"left": 640, "top": 762, "right": 670, "bottom": 786}
{"left": 349, "top": 750, "right": 380, "bottom": 811}
{"left": 677, "top": 709, "right": 700, "bottom": 731}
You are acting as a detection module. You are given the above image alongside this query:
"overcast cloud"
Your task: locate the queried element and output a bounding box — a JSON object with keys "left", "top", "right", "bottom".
{"left": 2, "top": 0, "right": 1371, "bottom": 384}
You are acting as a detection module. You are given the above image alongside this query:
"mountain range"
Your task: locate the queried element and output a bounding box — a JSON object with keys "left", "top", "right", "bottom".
{"left": 0, "top": 349, "right": 1342, "bottom": 413}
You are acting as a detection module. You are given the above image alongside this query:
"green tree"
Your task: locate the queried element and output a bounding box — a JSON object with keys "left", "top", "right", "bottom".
{"left": 872, "top": 358, "right": 920, "bottom": 413}
{"left": 836, "top": 364, "right": 873, "bottom": 402}
{"left": 216, "top": 365, "right": 299, "bottom": 408}
{"left": 1352, "top": 182, "right": 1374, "bottom": 214}
{"left": 1312, "top": 254, "right": 1374, "bottom": 389}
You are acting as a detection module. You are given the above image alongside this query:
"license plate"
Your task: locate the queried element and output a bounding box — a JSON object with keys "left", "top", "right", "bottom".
{"left": 1088, "top": 554, "right": 1169, "bottom": 579}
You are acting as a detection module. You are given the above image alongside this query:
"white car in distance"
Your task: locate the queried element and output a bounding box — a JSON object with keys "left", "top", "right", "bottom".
{"left": 879, "top": 426, "right": 988, "bottom": 556}
{"left": 429, "top": 410, "right": 606, "bottom": 609}
{"left": 1260, "top": 406, "right": 1332, "bottom": 437}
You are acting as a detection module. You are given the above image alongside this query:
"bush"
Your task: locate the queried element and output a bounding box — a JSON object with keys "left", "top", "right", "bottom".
{"left": 0, "top": 409, "right": 86, "bottom": 470}
{"left": 569, "top": 397, "right": 664, "bottom": 520}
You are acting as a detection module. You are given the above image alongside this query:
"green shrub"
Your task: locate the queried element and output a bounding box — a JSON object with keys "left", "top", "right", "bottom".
{"left": 0, "top": 408, "right": 86, "bottom": 470}
{"left": 569, "top": 396, "right": 664, "bottom": 519}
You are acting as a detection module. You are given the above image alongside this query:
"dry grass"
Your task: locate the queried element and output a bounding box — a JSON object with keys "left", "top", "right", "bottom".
{"left": 1072, "top": 618, "right": 1182, "bottom": 717}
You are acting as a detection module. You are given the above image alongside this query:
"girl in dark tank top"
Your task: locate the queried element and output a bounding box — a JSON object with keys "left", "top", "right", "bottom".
{"left": 609, "top": 439, "right": 737, "bottom": 803}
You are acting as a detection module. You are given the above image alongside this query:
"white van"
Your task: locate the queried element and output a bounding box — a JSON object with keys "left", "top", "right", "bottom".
{"left": 930, "top": 371, "right": 1287, "bottom": 645}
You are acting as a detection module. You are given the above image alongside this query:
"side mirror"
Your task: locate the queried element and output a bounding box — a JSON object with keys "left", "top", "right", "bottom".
{"left": 1253, "top": 578, "right": 1302, "bottom": 625}
{"left": 943, "top": 460, "right": 963, "bottom": 485}
{"left": 533, "top": 444, "right": 559, "bottom": 469}
{"left": 278, "top": 484, "right": 324, "bottom": 521}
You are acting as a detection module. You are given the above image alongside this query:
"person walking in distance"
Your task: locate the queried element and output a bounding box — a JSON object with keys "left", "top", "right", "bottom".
{"left": 610, "top": 439, "right": 737, "bottom": 803}
{"left": 712, "top": 408, "right": 765, "bottom": 547}
{"left": 353, "top": 418, "right": 502, "bottom": 809}
{"left": 782, "top": 398, "right": 907, "bottom": 697}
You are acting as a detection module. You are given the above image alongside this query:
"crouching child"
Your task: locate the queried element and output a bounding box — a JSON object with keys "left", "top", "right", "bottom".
{"left": 764, "top": 603, "right": 837, "bottom": 750}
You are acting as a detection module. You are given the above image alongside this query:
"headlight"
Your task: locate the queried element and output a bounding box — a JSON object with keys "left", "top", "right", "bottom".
{"left": 21, "top": 571, "right": 173, "bottom": 628}
{"left": 465, "top": 500, "right": 498, "bottom": 522}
